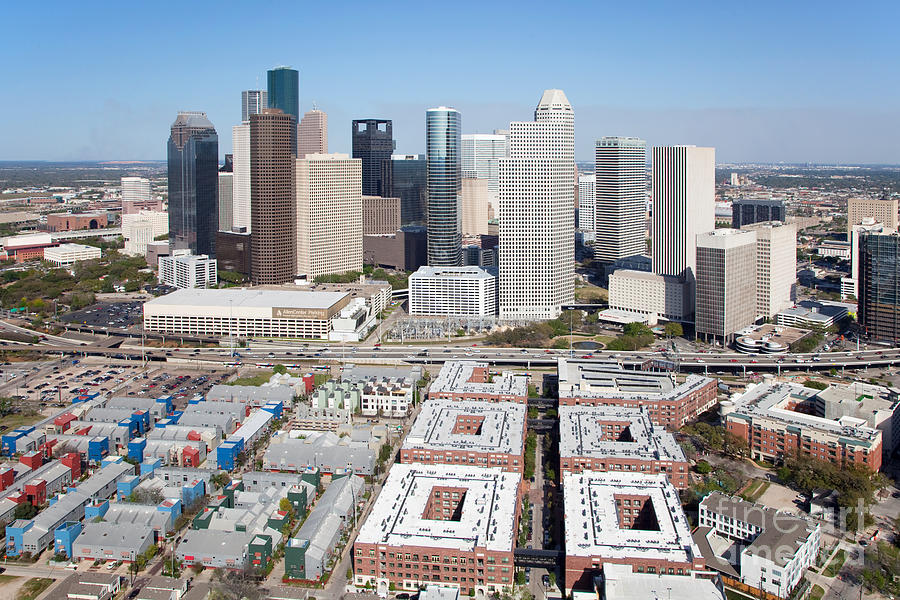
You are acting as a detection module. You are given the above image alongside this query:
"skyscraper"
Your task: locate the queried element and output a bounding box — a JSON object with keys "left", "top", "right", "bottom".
{"left": 731, "top": 198, "right": 784, "bottom": 229}
{"left": 695, "top": 229, "right": 757, "bottom": 343}
{"left": 576, "top": 174, "right": 595, "bottom": 232}
{"left": 241, "top": 90, "right": 268, "bottom": 123}
{"left": 250, "top": 109, "right": 296, "bottom": 284}
{"left": 383, "top": 154, "right": 427, "bottom": 226}
{"left": 594, "top": 137, "right": 647, "bottom": 262}
{"left": 121, "top": 176, "right": 150, "bottom": 204}
{"left": 848, "top": 196, "right": 899, "bottom": 233}
{"left": 425, "top": 107, "right": 462, "bottom": 267}
{"left": 352, "top": 119, "right": 394, "bottom": 196}
{"left": 859, "top": 232, "right": 900, "bottom": 342}
{"left": 231, "top": 123, "right": 251, "bottom": 231}
{"left": 499, "top": 89, "right": 575, "bottom": 321}
{"left": 461, "top": 133, "right": 507, "bottom": 213}
{"left": 167, "top": 111, "right": 219, "bottom": 256}
{"left": 740, "top": 221, "right": 797, "bottom": 318}
{"left": 298, "top": 109, "right": 327, "bottom": 158}
{"left": 651, "top": 146, "right": 715, "bottom": 281}
{"left": 266, "top": 67, "right": 299, "bottom": 120}
{"left": 296, "top": 154, "right": 362, "bottom": 280}
{"left": 461, "top": 177, "right": 489, "bottom": 236}
{"left": 218, "top": 154, "right": 233, "bottom": 232}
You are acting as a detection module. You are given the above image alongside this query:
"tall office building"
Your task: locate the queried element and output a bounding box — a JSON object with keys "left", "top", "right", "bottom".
{"left": 250, "top": 109, "right": 296, "bottom": 284}
{"left": 461, "top": 133, "right": 507, "bottom": 212}
{"left": 595, "top": 137, "right": 647, "bottom": 262}
{"left": 383, "top": 154, "right": 426, "bottom": 226}
{"left": 296, "top": 154, "right": 363, "bottom": 280}
{"left": 266, "top": 67, "right": 299, "bottom": 120}
{"left": 167, "top": 111, "right": 219, "bottom": 256}
{"left": 731, "top": 198, "right": 785, "bottom": 229}
{"left": 741, "top": 221, "right": 797, "bottom": 318}
{"left": 576, "top": 174, "right": 595, "bottom": 232}
{"left": 121, "top": 177, "right": 150, "bottom": 204}
{"left": 499, "top": 89, "right": 575, "bottom": 321}
{"left": 218, "top": 167, "right": 234, "bottom": 232}
{"left": 859, "top": 232, "right": 900, "bottom": 342}
{"left": 231, "top": 124, "right": 251, "bottom": 231}
{"left": 426, "top": 107, "right": 462, "bottom": 267}
{"left": 848, "top": 196, "right": 899, "bottom": 233}
{"left": 695, "top": 229, "right": 757, "bottom": 343}
{"left": 461, "top": 177, "right": 490, "bottom": 236}
{"left": 241, "top": 90, "right": 268, "bottom": 123}
{"left": 352, "top": 119, "right": 394, "bottom": 196}
{"left": 842, "top": 220, "right": 895, "bottom": 300}
{"left": 298, "top": 109, "right": 328, "bottom": 158}
{"left": 651, "top": 146, "right": 715, "bottom": 281}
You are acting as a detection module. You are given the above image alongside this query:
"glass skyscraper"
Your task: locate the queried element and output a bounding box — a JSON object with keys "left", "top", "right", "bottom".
{"left": 352, "top": 119, "right": 394, "bottom": 196}
{"left": 426, "top": 107, "right": 462, "bottom": 266}
{"left": 267, "top": 67, "right": 299, "bottom": 120}
{"left": 859, "top": 232, "right": 900, "bottom": 342}
{"left": 382, "top": 154, "right": 426, "bottom": 226}
{"left": 167, "top": 111, "right": 219, "bottom": 256}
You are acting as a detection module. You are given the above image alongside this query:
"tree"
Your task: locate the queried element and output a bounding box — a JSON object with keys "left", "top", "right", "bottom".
{"left": 14, "top": 502, "right": 37, "bottom": 520}
{"left": 272, "top": 364, "right": 287, "bottom": 375}
{"left": 663, "top": 322, "right": 683, "bottom": 338}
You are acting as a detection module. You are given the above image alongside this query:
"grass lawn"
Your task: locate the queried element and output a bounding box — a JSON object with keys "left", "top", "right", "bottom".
{"left": 574, "top": 284, "right": 608, "bottom": 303}
{"left": 313, "top": 373, "right": 330, "bottom": 386}
{"left": 824, "top": 549, "right": 846, "bottom": 577}
{"left": 0, "top": 411, "right": 43, "bottom": 432}
{"left": 227, "top": 373, "right": 271, "bottom": 387}
{"left": 0, "top": 574, "right": 19, "bottom": 583}
{"left": 740, "top": 479, "right": 771, "bottom": 502}
{"left": 724, "top": 588, "right": 754, "bottom": 600}
{"left": 810, "top": 585, "right": 825, "bottom": 600}
{"left": 17, "top": 577, "right": 53, "bottom": 600}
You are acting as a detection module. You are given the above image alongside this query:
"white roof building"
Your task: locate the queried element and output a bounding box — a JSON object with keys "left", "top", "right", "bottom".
{"left": 403, "top": 399, "right": 526, "bottom": 457}
{"left": 43, "top": 243, "right": 102, "bottom": 266}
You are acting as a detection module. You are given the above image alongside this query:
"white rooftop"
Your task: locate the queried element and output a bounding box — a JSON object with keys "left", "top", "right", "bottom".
{"left": 356, "top": 463, "right": 520, "bottom": 553}
{"left": 559, "top": 406, "right": 686, "bottom": 463}
{"left": 602, "top": 563, "right": 724, "bottom": 600}
{"left": 403, "top": 399, "right": 526, "bottom": 455}
{"left": 144, "top": 288, "right": 348, "bottom": 310}
{"left": 411, "top": 266, "right": 497, "bottom": 280}
{"left": 429, "top": 361, "right": 528, "bottom": 399}
{"left": 563, "top": 471, "right": 699, "bottom": 562}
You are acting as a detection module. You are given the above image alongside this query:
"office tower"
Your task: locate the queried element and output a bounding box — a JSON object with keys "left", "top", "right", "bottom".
{"left": 741, "top": 221, "right": 797, "bottom": 318}
{"left": 383, "top": 154, "right": 426, "bottom": 226}
{"left": 461, "top": 133, "right": 507, "bottom": 212}
{"left": 859, "top": 232, "right": 900, "bottom": 342}
{"left": 848, "top": 196, "right": 899, "bottom": 233}
{"left": 121, "top": 177, "right": 150, "bottom": 203}
{"left": 231, "top": 124, "right": 251, "bottom": 231}
{"left": 576, "top": 174, "right": 595, "bottom": 232}
{"left": 362, "top": 196, "right": 401, "bottom": 235}
{"left": 266, "top": 67, "right": 299, "bottom": 120}
{"left": 167, "top": 111, "right": 219, "bottom": 256}
{"left": 241, "top": 90, "right": 267, "bottom": 123}
{"left": 298, "top": 109, "right": 328, "bottom": 158}
{"left": 296, "top": 154, "right": 362, "bottom": 280}
{"left": 218, "top": 171, "right": 233, "bottom": 232}
{"left": 695, "top": 229, "right": 757, "bottom": 343}
{"left": 499, "top": 89, "right": 575, "bottom": 320}
{"left": 123, "top": 210, "right": 169, "bottom": 257}
{"left": 651, "top": 146, "right": 715, "bottom": 281}
{"left": 426, "top": 108, "right": 462, "bottom": 267}
{"left": 730, "top": 173, "right": 740, "bottom": 186}
{"left": 594, "top": 137, "right": 647, "bottom": 262}
{"left": 843, "top": 220, "right": 895, "bottom": 300}
{"left": 731, "top": 198, "right": 785, "bottom": 229}
{"left": 250, "top": 109, "right": 296, "bottom": 284}
{"left": 352, "top": 119, "right": 394, "bottom": 196}
{"left": 461, "top": 177, "right": 490, "bottom": 236}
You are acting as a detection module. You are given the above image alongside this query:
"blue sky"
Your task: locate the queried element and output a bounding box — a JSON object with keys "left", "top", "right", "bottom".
{"left": 2, "top": 0, "right": 898, "bottom": 163}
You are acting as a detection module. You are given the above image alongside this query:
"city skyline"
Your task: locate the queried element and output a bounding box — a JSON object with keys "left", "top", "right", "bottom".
{"left": 1, "top": 1, "right": 898, "bottom": 164}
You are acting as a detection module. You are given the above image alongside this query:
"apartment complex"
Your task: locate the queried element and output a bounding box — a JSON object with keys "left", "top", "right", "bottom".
{"left": 428, "top": 362, "right": 528, "bottom": 404}
{"left": 409, "top": 266, "right": 498, "bottom": 317}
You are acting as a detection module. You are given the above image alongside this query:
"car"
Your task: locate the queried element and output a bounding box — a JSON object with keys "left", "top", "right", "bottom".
{"left": 396, "top": 594, "right": 411, "bottom": 600}
{"left": 542, "top": 575, "right": 550, "bottom": 587}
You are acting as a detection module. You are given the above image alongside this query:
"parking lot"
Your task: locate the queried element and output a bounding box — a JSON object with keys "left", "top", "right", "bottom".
{"left": 114, "top": 367, "right": 233, "bottom": 409}
{"left": 0, "top": 359, "right": 148, "bottom": 408}
{"left": 61, "top": 301, "right": 144, "bottom": 330}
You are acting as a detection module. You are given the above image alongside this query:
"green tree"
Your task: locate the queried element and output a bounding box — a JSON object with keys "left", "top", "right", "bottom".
{"left": 663, "top": 322, "right": 683, "bottom": 337}
{"left": 272, "top": 364, "right": 287, "bottom": 375}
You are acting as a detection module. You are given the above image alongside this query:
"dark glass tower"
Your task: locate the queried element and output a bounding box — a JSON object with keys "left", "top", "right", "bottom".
{"left": 267, "top": 67, "right": 299, "bottom": 120}
{"left": 732, "top": 198, "right": 785, "bottom": 228}
{"left": 426, "top": 107, "right": 461, "bottom": 266}
{"left": 382, "top": 154, "right": 426, "bottom": 226}
{"left": 352, "top": 119, "right": 394, "bottom": 196}
{"left": 167, "top": 111, "right": 219, "bottom": 256}
{"left": 859, "top": 232, "right": 900, "bottom": 342}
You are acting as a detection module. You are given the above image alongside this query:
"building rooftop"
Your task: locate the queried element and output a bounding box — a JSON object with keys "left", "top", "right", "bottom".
{"left": 562, "top": 471, "right": 699, "bottom": 562}
{"left": 404, "top": 399, "right": 526, "bottom": 455}
{"left": 559, "top": 406, "right": 686, "bottom": 463}
{"left": 145, "top": 288, "right": 348, "bottom": 310}
{"left": 356, "top": 463, "right": 520, "bottom": 553}
{"left": 601, "top": 563, "right": 724, "bottom": 600}
{"left": 411, "top": 266, "right": 498, "bottom": 280}
{"left": 76, "top": 521, "right": 154, "bottom": 554}
{"left": 428, "top": 361, "right": 528, "bottom": 399}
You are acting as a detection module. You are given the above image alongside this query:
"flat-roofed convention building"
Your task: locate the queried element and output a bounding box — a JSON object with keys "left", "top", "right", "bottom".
{"left": 559, "top": 406, "right": 689, "bottom": 488}
{"left": 143, "top": 288, "right": 350, "bottom": 340}
{"left": 409, "top": 266, "right": 498, "bottom": 317}
{"left": 402, "top": 399, "right": 526, "bottom": 473}
{"left": 562, "top": 471, "right": 703, "bottom": 595}
{"left": 722, "top": 381, "right": 889, "bottom": 471}
{"left": 43, "top": 243, "right": 102, "bottom": 266}
{"left": 557, "top": 359, "right": 717, "bottom": 429}
{"left": 353, "top": 463, "right": 522, "bottom": 597}
{"left": 428, "top": 361, "right": 528, "bottom": 403}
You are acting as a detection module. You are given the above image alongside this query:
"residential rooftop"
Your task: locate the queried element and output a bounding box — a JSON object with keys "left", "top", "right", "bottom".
{"left": 558, "top": 406, "right": 686, "bottom": 463}
{"left": 428, "top": 361, "right": 528, "bottom": 399}
{"left": 558, "top": 359, "right": 714, "bottom": 403}
{"left": 403, "top": 399, "right": 526, "bottom": 455}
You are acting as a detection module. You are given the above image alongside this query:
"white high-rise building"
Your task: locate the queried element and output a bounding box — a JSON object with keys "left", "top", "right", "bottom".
{"left": 741, "top": 221, "right": 797, "bottom": 318}
{"left": 461, "top": 177, "right": 490, "bottom": 236}
{"left": 295, "top": 154, "right": 363, "bottom": 280}
{"left": 231, "top": 123, "right": 251, "bottom": 232}
{"left": 409, "top": 265, "right": 498, "bottom": 316}
{"left": 461, "top": 133, "right": 507, "bottom": 212}
{"left": 695, "top": 229, "right": 757, "bottom": 343}
{"left": 298, "top": 109, "right": 328, "bottom": 158}
{"left": 121, "top": 177, "right": 150, "bottom": 204}
{"left": 595, "top": 137, "right": 647, "bottom": 262}
{"left": 499, "top": 89, "right": 575, "bottom": 321}
{"left": 122, "top": 210, "right": 169, "bottom": 257}
{"left": 651, "top": 146, "right": 715, "bottom": 282}
{"left": 576, "top": 174, "right": 595, "bottom": 232}
{"left": 218, "top": 171, "right": 233, "bottom": 232}
{"left": 241, "top": 90, "right": 267, "bottom": 123}
{"left": 158, "top": 250, "right": 218, "bottom": 289}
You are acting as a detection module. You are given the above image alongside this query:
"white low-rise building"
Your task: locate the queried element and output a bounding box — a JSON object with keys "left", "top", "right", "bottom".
{"left": 608, "top": 269, "right": 690, "bottom": 323}
{"left": 122, "top": 210, "right": 168, "bottom": 257}
{"left": 409, "top": 266, "right": 498, "bottom": 316}
{"left": 158, "top": 250, "right": 218, "bottom": 288}
{"left": 43, "top": 243, "right": 101, "bottom": 266}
